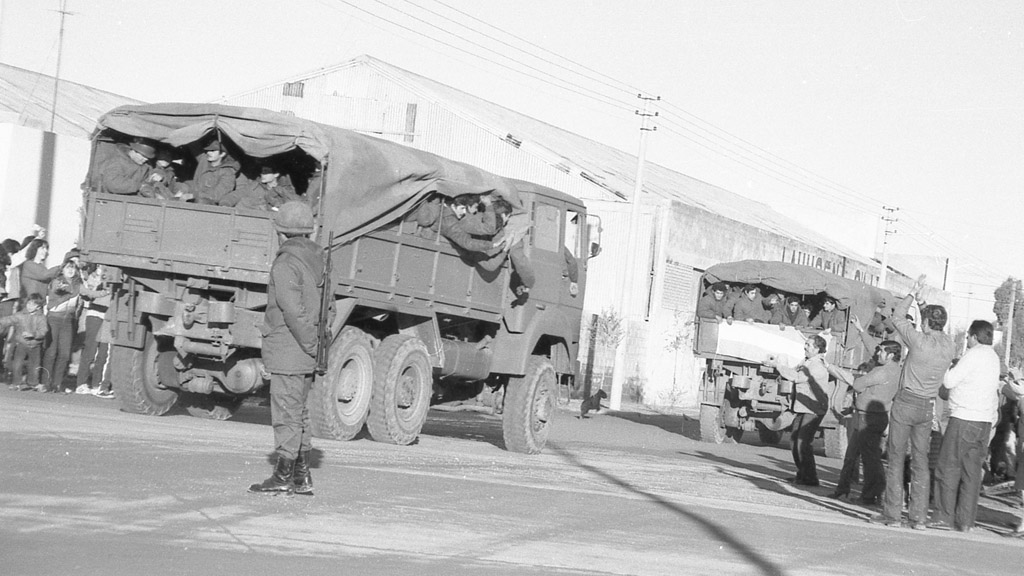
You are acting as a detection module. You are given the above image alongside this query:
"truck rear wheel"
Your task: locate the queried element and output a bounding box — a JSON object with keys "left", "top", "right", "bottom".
{"left": 367, "top": 334, "right": 432, "bottom": 446}
{"left": 181, "top": 392, "right": 243, "bottom": 420}
{"left": 699, "top": 404, "right": 726, "bottom": 443}
{"left": 311, "top": 327, "right": 375, "bottom": 441}
{"left": 111, "top": 335, "right": 179, "bottom": 416}
{"left": 502, "top": 356, "right": 555, "bottom": 454}
{"left": 698, "top": 404, "right": 743, "bottom": 444}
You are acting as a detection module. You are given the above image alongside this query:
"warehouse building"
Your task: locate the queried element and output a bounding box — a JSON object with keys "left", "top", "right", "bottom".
{"left": 221, "top": 55, "right": 944, "bottom": 407}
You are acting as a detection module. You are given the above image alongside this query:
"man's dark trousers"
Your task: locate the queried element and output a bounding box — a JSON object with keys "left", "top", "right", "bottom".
{"left": 933, "top": 417, "right": 991, "bottom": 530}
{"left": 836, "top": 410, "right": 888, "bottom": 501}
{"left": 791, "top": 413, "right": 824, "bottom": 484}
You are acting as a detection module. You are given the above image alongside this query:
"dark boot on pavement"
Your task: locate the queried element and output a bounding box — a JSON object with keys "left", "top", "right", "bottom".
{"left": 292, "top": 450, "right": 314, "bottom": 496}
{"left": 248, "top": 456, "right": 295, "bottom": 494}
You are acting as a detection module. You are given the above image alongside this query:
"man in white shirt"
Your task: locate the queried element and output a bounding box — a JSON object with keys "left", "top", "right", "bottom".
{"left": 928, "top": 320, "right": 1001, "bottom": 532}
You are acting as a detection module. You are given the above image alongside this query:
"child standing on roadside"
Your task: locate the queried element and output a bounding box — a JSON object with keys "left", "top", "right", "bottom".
{"left": 75, "top": 264, "right": 113, "bottom": 396}
{"left": 0, "top": 294, "right": 48, "bottom": 390}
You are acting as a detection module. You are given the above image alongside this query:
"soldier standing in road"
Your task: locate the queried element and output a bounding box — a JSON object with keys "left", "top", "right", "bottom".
{"left": 249, "top": 202, "right": 323, "bottom": 496}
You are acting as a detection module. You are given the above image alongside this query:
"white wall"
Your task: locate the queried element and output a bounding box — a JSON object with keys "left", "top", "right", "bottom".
{"left": 0, "top": 123, "right": 90, "bottom": 262}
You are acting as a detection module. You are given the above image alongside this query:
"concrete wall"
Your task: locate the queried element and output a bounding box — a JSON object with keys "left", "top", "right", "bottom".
{"left": 0, "top": 124, "right": 88, "bottom": 263}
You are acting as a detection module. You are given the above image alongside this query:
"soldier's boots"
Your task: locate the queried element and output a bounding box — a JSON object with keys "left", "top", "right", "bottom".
{"left": 248, "top": 456, "right": 295, "bottom": 494}
{"left": 292, "top": 450, "right": 314, "bottom": 496}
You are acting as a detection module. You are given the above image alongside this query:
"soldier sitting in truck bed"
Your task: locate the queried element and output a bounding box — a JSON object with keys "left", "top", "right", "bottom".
{"left": 809, "top": 296, "right": 846, "bottom": 334}
{"left": 730, "top": 284, "right": 770, "bottom": 324}
{"left": 696, "top": 282, "right": 731, "bottom": 320}
{"left": 771, "top": 296, "right": 810, "bottom": 329}
{"left": 94, "top": 139, "right": 157, "bottom": 195}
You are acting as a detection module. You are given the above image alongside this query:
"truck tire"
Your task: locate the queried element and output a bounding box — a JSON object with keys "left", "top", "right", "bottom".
{"left": 110, "top": 335, "right": 178, "bottom": 416}
{"left": 699, "top": 404, "right": 726, "bottom": 443}
{"left": 367, "top": 334, "right": 432, "bottom": 446}
{"left": 311, "top": 327, "right": 375, "bottom": 441}
{"left": 502, "top": 355, "right": 556, "bottom": 454}
{"left": 698, "top": 404, "right": 743, "bottom": 444}
{"left": 824, "top": 425, "right": 848, "bottom": 460}
{"left": 181, "top": 392, "right": 243, "bottom": 420}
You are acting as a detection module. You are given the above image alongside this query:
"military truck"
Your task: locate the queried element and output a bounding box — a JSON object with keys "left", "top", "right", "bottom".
{"left": 79, "top": 103, "right": 598, "bottom": 454}
{"left": 693, "top": 260, "right": 894, "bottom": 459}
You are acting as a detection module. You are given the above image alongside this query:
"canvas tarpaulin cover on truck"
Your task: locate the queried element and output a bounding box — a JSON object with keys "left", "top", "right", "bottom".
{"left": 702, "top": 260, "right": 896, "bottom": 332}
{"left": 93, "top": 103, "right": 520, "bottom": 244}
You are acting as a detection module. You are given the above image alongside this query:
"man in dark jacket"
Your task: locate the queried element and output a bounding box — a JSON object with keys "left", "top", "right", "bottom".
{"left": 193, "top": 139, "right": 240, "bottom": 205}
{"left": 696, "top": 282, "right": 730, "bottom": 320}
{"left": 96, "top": 141, "right": 156, "bottom": 195}
{"left": 249, "top": 202, "right": 324, "bottom": 496}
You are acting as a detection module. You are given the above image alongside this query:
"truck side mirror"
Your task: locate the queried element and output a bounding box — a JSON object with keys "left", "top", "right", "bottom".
{"left": 590, "top": 242, "right": 602, "bottom": 258}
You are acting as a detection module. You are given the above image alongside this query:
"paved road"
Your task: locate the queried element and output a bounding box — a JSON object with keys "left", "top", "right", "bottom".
{"left": 2, "top": 386, "right": 1022, "bottom": 575}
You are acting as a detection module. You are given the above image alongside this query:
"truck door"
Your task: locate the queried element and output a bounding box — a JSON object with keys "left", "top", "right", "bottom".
{"left": 527, "top": 200, "right": 567, "bottom": 309}
{"left": 561, "top": 208, "right": 585, "bottom": 313}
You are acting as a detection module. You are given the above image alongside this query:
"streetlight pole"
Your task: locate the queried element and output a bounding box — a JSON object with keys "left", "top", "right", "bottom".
{"left": 878, "top": 206, "right": 898, "bottom": 288}
{"left": 608, "top": 94, "right": 658, "bottom": 411}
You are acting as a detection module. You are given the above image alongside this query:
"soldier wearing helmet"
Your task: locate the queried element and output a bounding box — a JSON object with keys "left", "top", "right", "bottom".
{"left": 249, "top": 202, "right": 323, "bottom": 496}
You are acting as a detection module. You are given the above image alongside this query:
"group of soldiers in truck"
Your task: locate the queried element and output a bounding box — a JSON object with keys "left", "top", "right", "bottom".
{"left": 697, "top": 281, "right": 845, "bottom": 333}
{"left": 92, "top": 136, "right": 320, "bottom": 212}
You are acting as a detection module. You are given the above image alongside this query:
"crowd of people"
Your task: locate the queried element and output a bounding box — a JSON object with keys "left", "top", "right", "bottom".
{"left": 92, "top": 136, "right": 320, "bottom": 212}
{"left": 735, "top": 275, "right": 1024, "bottom": 536}
{"left": 0, "top": 226, "right": 114, "bottom": 398}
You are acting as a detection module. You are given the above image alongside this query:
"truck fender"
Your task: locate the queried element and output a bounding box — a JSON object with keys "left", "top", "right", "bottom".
{"left": 491, "top": 308, "right": 574, "bottom": 376}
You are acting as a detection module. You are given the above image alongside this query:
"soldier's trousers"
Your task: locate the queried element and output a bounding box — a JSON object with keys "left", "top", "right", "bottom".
{"left": 270, "top": 372, "right": 313, "bottom": 460}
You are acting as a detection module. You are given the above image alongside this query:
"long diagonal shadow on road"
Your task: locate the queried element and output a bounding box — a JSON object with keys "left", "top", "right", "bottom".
{"left": 547, "top": 442, "right": 786, "bottom": 576}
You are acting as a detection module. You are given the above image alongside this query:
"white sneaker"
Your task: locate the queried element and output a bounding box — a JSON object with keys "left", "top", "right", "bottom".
{"left": 75, "top": 384, "right": 92, "bottom": 394}
{"left": 94, "top": 389, "right": 115, "bottom": 399}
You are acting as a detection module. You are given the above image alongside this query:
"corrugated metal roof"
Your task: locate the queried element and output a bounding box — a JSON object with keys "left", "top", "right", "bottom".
{"left": 0, "top": 62, "right": 142, "bottom": 139}
{"left": 226, "top": 55, "right": 872, "bottom": 264}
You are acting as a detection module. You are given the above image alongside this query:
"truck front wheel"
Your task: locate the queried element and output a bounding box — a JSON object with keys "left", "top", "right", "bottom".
{"left": 367, "top": 334, "right": 432, "bottom": 446}
{"left": 311, "top": 327, "right": 375, "bottom": 441}
{"left": 502, "top": 355, "right": 555, "bottom": 454}
{"left": 111, "top": 335, "right": 179, "bottom": 416}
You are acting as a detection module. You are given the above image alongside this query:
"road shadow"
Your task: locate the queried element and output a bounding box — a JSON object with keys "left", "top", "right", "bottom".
{"left": 606, "top": 410, "right": 688, "bottom": 438}
{"left": 549, "top": 442, "right": 787, "bottom": 576}
{"left": 694, "top": 451, "right": 868, "bottom": 521}
{"left": 229, "top": 401, "right": 273, "bottom": 426}
{"left": 420, "top": 408, "right": 505, "bottom": 450}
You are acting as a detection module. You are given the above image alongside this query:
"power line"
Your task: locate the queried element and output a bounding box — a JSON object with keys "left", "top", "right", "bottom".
{"left": 406, "top": 0, "right": 639, "bottom": 98}
{"left": 334, "top": 0, "right": 636, "bottom": 112}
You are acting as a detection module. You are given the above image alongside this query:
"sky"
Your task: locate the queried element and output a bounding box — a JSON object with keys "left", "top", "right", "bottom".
{"left": 0, "top": 0, "right": 1021, "bottom": 322}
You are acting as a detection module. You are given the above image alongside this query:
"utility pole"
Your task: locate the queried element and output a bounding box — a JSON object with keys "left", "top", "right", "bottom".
{"left": 609, "top": 93, "right": 658, "bottom": 411}
{"left": 1005, "top": 280, "right": 1020, "bottom": 367}
{"left": 878, "top": 206, "right": 898, "bottom": 288}
{"left": 50, "top": 0, "right": 73, "bottom": 132}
